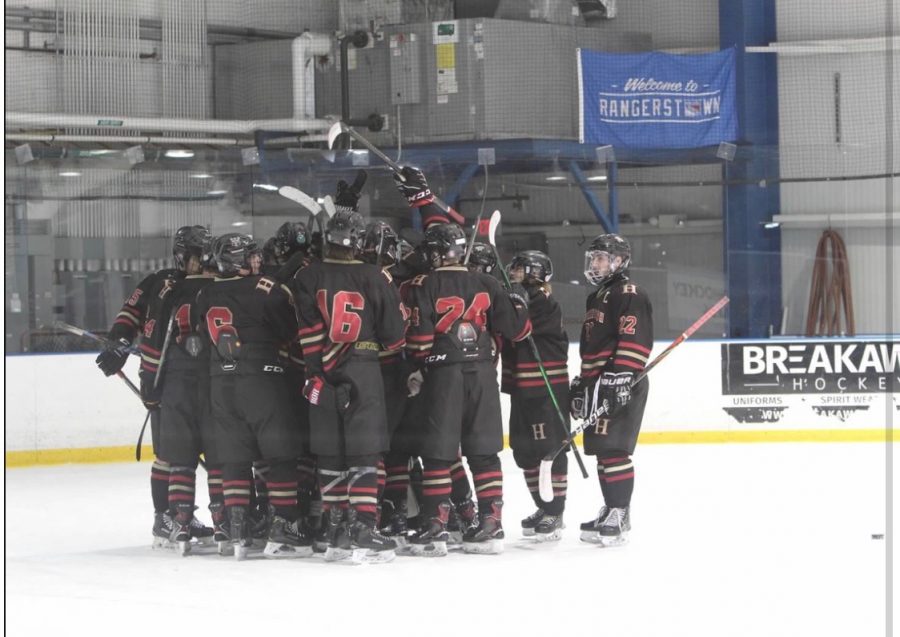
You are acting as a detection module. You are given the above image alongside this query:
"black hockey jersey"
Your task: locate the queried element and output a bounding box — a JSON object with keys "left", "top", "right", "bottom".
{"left": 194, "top": 275, "right": 298, "bottom": 375}
{"left": 139, "top": 274, "right": 215, "bottom": 378}
{"left": 501, "top": 285, "right": 569, "bottom": 398}
{"left": 291, "top": 259, "right": 407, "bottom": 377}
{"left": 405, "top": 266, "right": 532, "bottom": 366}
{"left": 579, "top": 273, "right": 653, "bottom": 383}
{"left": 107, "top": 268, "right": 180, "bottom": 343}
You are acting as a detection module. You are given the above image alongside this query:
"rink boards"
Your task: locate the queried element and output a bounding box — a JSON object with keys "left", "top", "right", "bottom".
{"left": 5, "top": 337, "right": 895, "bottom": 466}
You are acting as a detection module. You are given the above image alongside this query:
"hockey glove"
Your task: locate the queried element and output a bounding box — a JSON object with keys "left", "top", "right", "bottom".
{"left": 507, "top": 283, "right": 529, "bottom": 310}
{"left": 598, "top": 371, "right": 634, "bottom": 416}
{"left": 139, "top": 375, "right": 162, "bottom": 411}
{"left": 335, "top": 170, "right": 368, "bottom": 212}
{"left": 569, "top": 376, "right": 587, "bottom": 419}
{"left": 96, "top": 337, "right": 131, "bottom": 376}
{"left": 407, "top": 369, "right": 424, "bottom": 397}
{"left": 302, "top": 376, "right": 326, "bottom": 406}
{"left": 393, "top": 166, "right": 434, "bottom": 208}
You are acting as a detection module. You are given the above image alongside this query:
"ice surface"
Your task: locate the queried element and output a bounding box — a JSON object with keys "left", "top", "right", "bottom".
{"left": 5, "top": 443, "right": 892, "bottom": 637}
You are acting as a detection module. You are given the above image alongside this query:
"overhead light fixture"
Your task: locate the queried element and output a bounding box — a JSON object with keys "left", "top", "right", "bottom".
{"left": 59, "top": 171, "right": 82, "bottom": 177}
{"left": 762, "top": 221, "right": 781, "bottom": 229}
{"left": 545, "top": 158, "right": 568, "bottom": 182}
{"left": 165, "top": 149, "right": 194, "bottom": 159}
{"left": 191, "top": 173, "right": 212, "bottom": 179}
{"left": 587, "top": 174, "right": 607, "bottom": 182}
{"left": 231, "top": 221, "right": 248, "bottom": 227}
{"left": 207, "top": 189, "right": 227, "bottom": 196}
{"left": 253, "top": 183, "right": 279, "bottom": 191}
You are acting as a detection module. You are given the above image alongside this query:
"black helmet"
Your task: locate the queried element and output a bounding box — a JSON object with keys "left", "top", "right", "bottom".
{"left": 173, "top": 225, "right": 212, "bottom": 271}
{"left": 324, "top": 209, "right": 366, "bottom": 252}
{"left": 274, "top": 221, "right": 309, "bottom": 260}
{"left": 212, "top": 233, "right": 254, "bottom": 276}
{"left": 467, "top": 242, "right": 497, "bottom": 275}
{"left": 584, "top": 233, "right": 631, "bottom": 286}
{"left": 508, "top": 250, "right": 553, "bottom": 284}
{"left": 422, "top": 223, "right": 467, "bottom": 268}
{"left": 361, "top": 220, "right": 399, "bottom": 266}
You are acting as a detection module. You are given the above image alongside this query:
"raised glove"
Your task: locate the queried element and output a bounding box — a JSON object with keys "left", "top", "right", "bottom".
{"left": 335, "top": 170, "right": 368, "bottom": 212}
{"left": 569, "top": 376, "right": 587, "bottom": 419}
{"left": 407, "top": 369, "right": 424, "bottom": 397}
{"left": 393, "top": 166, "right": 434, "bottom": 208}
{"left": 507, "top": 283, "right": 529, "bottom": 310}
{"left": 96, "top": 337, "right": 131, "bottom": 376}
{"left": 302, "top": 376, "right": 326, "bottom": 406}
{"left": 598, "top": 371, "right": 634, "bottom": 416}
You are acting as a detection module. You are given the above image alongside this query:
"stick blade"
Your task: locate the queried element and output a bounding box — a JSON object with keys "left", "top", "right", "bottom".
{"left": 537, "top": 459, "right": 555, "bottom": 503}
{"left": 321, "top": 195, "right": 337, "bottom": 218}
{"left": 278, "top": 186, "right": 322, "bottom": 215}
{"left": 487, "top": 210, "right": 501, "bottom": 246}
{"left": 327, "top": 121, "right": 347, "bottom": 150}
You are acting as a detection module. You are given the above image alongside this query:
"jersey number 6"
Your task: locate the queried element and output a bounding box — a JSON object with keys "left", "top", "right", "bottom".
{"left": 317, "top": 290, "right": 365, "bottom": 343}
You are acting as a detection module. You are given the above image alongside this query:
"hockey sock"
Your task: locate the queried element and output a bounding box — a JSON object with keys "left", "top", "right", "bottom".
{"left": 151, "top": 460, "right": 171, "bottom": 513}
{"left": 223, "top": 464, "right": 253, "bottom": 508}
{"left": 449, "top": 453, "right": 474, "bottom": 506}
{"left": 348, "top": 466, "right": 380, "bottom": 527}
{"left": 168, "top": 465, "right": 197, "bottom": 513}
{"left": 206, "top": 464, "right": 224, "bottom": 506}
{"left": 420, "top": 458, "right": 453, "bottom": 522}
{"left": 468, "top": 454, "right": 503, "bottom": 514}
{"left": 375, "top": 459, "right": 386, "bottom": 526}
{"left": 598, "top": 455, "right": 634, "bottom": 508}
{"left": 382, "top": 452, "right": 410, "bottom": 511}
{"left": 523, "top": 467, "right": 542, "bottom": 508}
{"left": 265, "top": 459, "right": 299, "bottom": 520}
{"left": 318, "top": 467, "right": 350, "bottom": 518}
{"left": 297, "top": 455, "right": 318, "bottom": 517}
{"left": 546, "top": 453, "right": 568, "bottom": 516}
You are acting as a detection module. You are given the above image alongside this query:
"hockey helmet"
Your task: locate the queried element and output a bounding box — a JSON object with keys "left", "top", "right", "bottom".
{"left": 361, "top": 220, "right": 399, "bottom": 266}
{"left": 212, "top": 233, "right": 254, "bottom": 276}
{"left": 584, "top": 233, "right": 631, "bottom": 286}
{"left": 508, "top": 250, "right": 553, "bottom": 284}
{"left": 173, "top": 225, "right": 212, "bottom": 272}
{"left": 422, "top": 222, "right": 467, "bottom": 268}
{"left": 273, "top": 221, "right": 310, "bottom": 260}
{"left": 467, "top": 242, "right": 498, "bottom": 275}
{"left": 324, "top": 209, "right": 366, "bottom": 252}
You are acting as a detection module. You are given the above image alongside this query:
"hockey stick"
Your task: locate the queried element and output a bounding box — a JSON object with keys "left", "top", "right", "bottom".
{"left": 486, "top": 211, "right": 590, "bottom": 480}
{"left": 136, "top": 309, "right": 176, "bottom": 461}
{"left": 327, "top": 120, "right": 466, "bottom": 224}
{"left": 53, "top": 320, "right": 141, "bottom": 399}
{"left": 537, "top": 295, "right": 730, "bottom": 502}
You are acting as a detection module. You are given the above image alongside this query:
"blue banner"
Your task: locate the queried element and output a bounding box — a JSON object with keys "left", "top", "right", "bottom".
{"left": 579, "top": 48, "right": 738, "bottom": 149}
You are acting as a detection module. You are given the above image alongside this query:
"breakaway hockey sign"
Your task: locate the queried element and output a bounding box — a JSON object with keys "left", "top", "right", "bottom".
{"left": 578, "top": 48, "right": 737, "bottom": 149}
{"left": 721, "top": 340, "right": 900, "bottom": 395}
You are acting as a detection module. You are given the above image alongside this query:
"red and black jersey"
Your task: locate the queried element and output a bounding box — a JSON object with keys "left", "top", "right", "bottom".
{"left": 291, "top": 259, "right": 407, "bottom": 377}
{"left": 501, "top": 285, "right": 569, "bottom": 397}
{"left": 579, "top": 273, "right": 653, "bottom": 384}
{"left": 107, "top": 268, "right": 179, "bottom": 344}
{"left": 140, "top": 274, "right": 214, "bottom": 378}
{"left": 404, "top": 266, "right": 532, "bottom": 366}
{"left": 194, "top": 275, "right": 298, "bottom": 375}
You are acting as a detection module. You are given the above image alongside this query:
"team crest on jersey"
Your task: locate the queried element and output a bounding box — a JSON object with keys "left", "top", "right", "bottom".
{"left": 143, "top": 319, "right": 156, "bottom": 338}
{"left": 622, "top": 284, "right": 637, "bottom": 295}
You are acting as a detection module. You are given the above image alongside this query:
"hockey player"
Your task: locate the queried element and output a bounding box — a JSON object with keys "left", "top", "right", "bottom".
{"left": 502, "top": 250, "right": 570, "bottom": 541}
{"left": 572, "top": 234, "right": 653, "bottom": 547}
{"left": 95, "top": 225, "right": 211, "bottom": 548}
{"left": 403, "top": 223, "right": 532, "bottom": 556}
{"left": 291, "top": 210, "right": 407, "bottom": 564}
{"left": 139, "top": 227, "right": 219, "bottom": 554}
{"left": 466, "top": 242, "right": 498, "bottom": 276}
{"left": 194, "top": 233, "right": 310, "bottom": 560}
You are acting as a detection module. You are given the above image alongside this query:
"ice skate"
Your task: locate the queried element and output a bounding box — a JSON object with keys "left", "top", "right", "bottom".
{"left": 228, "top": 506, "right": 253, "bottom": 561}
{"left": 597, "top": 507, "right": 630, "bottom": 547}
{"left": 447, "top": 500, "right": 477, "bottom": 548}
{"left": 348, "top": 516, "right": 397, "bottom": 564}
{"left": 188, "top": 512, "right": 214, "bottom": 547}
{"left": 170, "top": 504, "right": 194, "bottom": 556}
{"left": 408, "top": 502, "right": 450, "bottom": 557}
{"left": 533, "top": 513, "right": 564, "bottom": 543}
{"left": 520, "top": 508, "right": 545, "bottom": 538}
{"left": 579, "top": 506, "right": 609, "bottom": 544}
{"left": 209, "top": 503, "right": 232, "bottom": 556}
{"left": 151, "top": 512, "right": 175, "bottom": 550}
{"left": 462, "top": 500, "right": 504, "bottom": 555}
{"left": 263, "top": 513, "right": 314, "bottom": 559}
{"left": 378, "top": 499, "right": 409, "bottom": 552}
{"left": 322, "top": 507, "right": 360, "bottom": 565}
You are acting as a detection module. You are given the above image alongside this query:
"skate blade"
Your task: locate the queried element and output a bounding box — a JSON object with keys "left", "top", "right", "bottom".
{"left": 533, "top": 529, "right": 563, "bottom": 543}
{"left": 178, "top": 540, "right": 192, "bottom": 556}
{"left": 598, "top": 533, "right": 629, "bottom": 548}
{"left": 408, "top": 541, "right": 448, "bottom": 557}
{"left": 217, "top": 540, "right": 234, "bottom": 556}
{"left": 579, "top": 531, "right": 604, "bottom": 544}
{"left": 234, "top": 544, "right": 251, "bottom": 561}
{"left": 263, "top": 542, "right": 314, "bottom": 559}
{"left": 462, "top": 539, "right": 504, "bottom": 555}
{"left": 152, "top": 537, "right": 176, "bottom": 550}
{"left": 356, "top": 548, "right": 396, "bottom": 564}
{"left": 192, "top": 535, "right": 215, "bottom": 547}
{"left": 324, "top": 547, "right": 362, "bottom": 565}
{"left": 521, "top": 528, "right": 536, "bottom": 537}
{"left": 448, "top": 531, "right": 463, "bottom": 545}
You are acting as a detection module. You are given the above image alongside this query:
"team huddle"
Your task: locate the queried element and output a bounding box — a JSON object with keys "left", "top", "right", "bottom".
{"left": 95, "top": 166, "right": 653, "bottom": 563}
